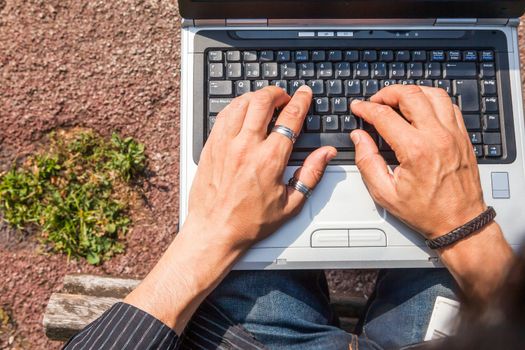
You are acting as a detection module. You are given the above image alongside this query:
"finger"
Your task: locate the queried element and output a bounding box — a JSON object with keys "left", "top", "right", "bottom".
{"left": 370, "top": 85, "right": 440, "bottom": 128}
{"left": 283, "top": 146, "right": 337, "bottom": 217}
{"left": 241, "top": 86, "right": 290, "bottom": 139}
{"left": 266, "top": 85, "right": 313, "bottom": 156}
{"left": 215, "top": 92, "right": 254, "bottom": 138}
{"left": 418, "top": 86, "right": 457, "bottom": 132}
{"left": 351, "top": 130, "right": 397, "bottom": 207}
{"left": 350, "top": 99, "right": 415, "bottom": 155}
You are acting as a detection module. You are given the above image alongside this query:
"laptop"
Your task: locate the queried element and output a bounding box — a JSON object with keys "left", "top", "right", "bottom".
{"left": 179, "top": 0, "right": 525, "bottom": 269}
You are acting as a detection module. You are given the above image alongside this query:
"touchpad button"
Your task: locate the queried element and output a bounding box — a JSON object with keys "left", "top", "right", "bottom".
{"left": 309, "top": 170, "right": 385, "bottom": 224}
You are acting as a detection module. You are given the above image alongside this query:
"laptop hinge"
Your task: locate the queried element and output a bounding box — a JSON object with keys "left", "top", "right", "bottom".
{"left": 435, "top": 18, "right": 514, "bottom": 26}
{"left": 267, "top": 18, "right": 435, "bottom": 26}
{"left": 226, "top": 18, "right": 268, "bottom": 26}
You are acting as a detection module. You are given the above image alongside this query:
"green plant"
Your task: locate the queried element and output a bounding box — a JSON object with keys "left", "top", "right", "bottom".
{"left": 0, "top": 129, "right": 146, "bottom": 265}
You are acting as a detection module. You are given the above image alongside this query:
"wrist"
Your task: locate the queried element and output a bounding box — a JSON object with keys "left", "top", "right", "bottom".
{"left": 426, "top": 201, "right": 487, "bottom": 240}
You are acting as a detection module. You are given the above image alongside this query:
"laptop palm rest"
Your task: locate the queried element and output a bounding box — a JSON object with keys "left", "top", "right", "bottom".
{"left": 255, "top": 169, "right": 386, "bottom": 248}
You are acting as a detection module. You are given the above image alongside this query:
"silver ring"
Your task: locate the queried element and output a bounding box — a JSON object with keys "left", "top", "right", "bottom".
{"left": 272, "top": 125, "right": 297, "bottom": 144}
{"left": 287, "top": 177, "right": 313, "bottom": 199}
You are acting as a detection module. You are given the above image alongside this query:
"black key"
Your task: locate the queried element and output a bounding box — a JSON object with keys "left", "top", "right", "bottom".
{"left": 473, "top": 145, "right": 483, "bottom": 157}
{"left": 447, "top": 50, "right": 462, "bottom": 61}
{"left": 326, "top": 80, "right": 343, "bottom": 96}
{"left": 379, "top": 137, "right": 392, "bottom": 151}
{"left": 482, "top": 97, "right": 498, "bottom": 113}
{"left": 260, "top": 50, "right": 274, "bottom": 62}
{"left": 481, "top": 51, "right": 494, "bottom": 62}
{"left": 294, "top": 133, "right": 355, "bottom": 149}
{"left": 344, "top": 79, "right": 361, "bottom": 96}
{"left": 307, "top": 80, "right": 325, "bottom": 95}
{"left": 362, "top": 121, "right": 376, "bottom": 132}
{"left": 254, "top": 80, "right": 269, "bottom": 91}
{"left": 483, "top": 132, "right": 501, "bottom": 144}
{"left": 209, "top": 63, "right": 224, "bottom": 78}
{"left": 276, "top": 51, "right": 291, "bottom": 62}
{"left": 209, "top": 81, "right": 232, "bottom": 96}
{"left": 271, "top": 80, "right": 287, "bottom": 93}
{"left": 226, "top": 63, "right": 242, "bottom": 79}
{"left": 245, "top": 63, "right": 260, "bottom": 78}
{"left": 443, "top": 63, "right": 477, "bottom": 79}
{"left": 372, "top": 63, "right": 388, "bottom": 79}
{"left": 314, "top": 97, "right": 329, "bottom": 113}
{"left": 295, "top": 50, "right": 309, "bottom": 62}
{"left": 208, "top": 115, "right": 217, "bottom": 133}
{"left": 396, "top": 50, "right": 411, "bottom": 62}
{"left": 208, "top": 51, "right": 223, "bottom": 62}
{"left": 335, "top": 62, "right": 351, "bottom": 78}
{"left": 305, "top": 115, "right": 321, "bottom": 132}
{"left": 425, "top": 63, "right": 441, "bottom": 78}
{"left": 226, "top": 51, "right": 241, "bottom": 62}
{"left": 408, "top": 63, "right": 423, "bottom": 78}
{"left": 431, "top": 50, "right": 445, "bottom": 61}
{"left": 299, "top": 62, "right": 315, "bottom": 78}
{"left": 483, "top": 114, "right": 500, "bottom": 131}
{"left": 262, "top": 62, "right": 279, "bottom": 79}
{"left": 344, "top": 50, "right": 359, "bottom": 62}
{"left": 412, "top": 50, "right": 427, "bottom": 62}
{"left": 341, "top": 115, "right": 359, "bottom": 131}
{"left": 399, "top": 79, "right": 415, "bottom": 86}
{"left": 463, "top": 50, "right": 478, "bottom": 62}
{"left": 451, "top": 96, "right": 458, "bottom": 105}
{"left": 312, "top": 50, "right": 326, "bottom": 62}
{"left": 235, "top": 80, "right": 251, "bottom": 95}
{"left": 209, "top": 98, "right": 233, "bottom": 114}
{"left": 453, "top": 80, "right": 479, "bottom": 112}
{"left": 328, "top": 50, "right": 343, "bottom": 62}
{"left": 463, "top": 115, "right": 481, "bottom": 130}
{"left": 290, "top": 80, "right": 306, "bottom": 95}
{"left": 469, "top": 132, "right": 482, "bottom": 144}
{"left": 323, "top": 115, "right": 340, "bottom": 131}
{"left": 484, "top": 145, "right": 502, "bottom": 157}
{"left": 481, "top": 80, "right": 497, "bottom": 96}
{"left": 389, "top": 63, "right": 406, "bottom": 78}
{"left": 379, "top": 50, "right": 394, "bottom": 62}
{"left": 362, "top": 50, "right": 377, "bottom": 62}
{"left": 354, "top": 62, "right": 369, "bottom": 78}
{"left": 417, "top": 79, "right": 433, "bottom": 87}
{"left": 317, "top": 62, "right": 333, "bottom": 78}
{"left": 381, "top": 79, "right": 397, "bottom": 88}
{"left": 364, "top": 80, "right": 379, "bottom": 96}
{"left": 436, "top": 80, "right": 452, "bottom": 95}
{"left": 480, "top": 63, "right": 496, "bottom": 78}
{"left": 280, "top": 63, "right": 297, "bottom": 79}
{"left": 243, "top": 51, "right": 258, "bottom": 62}
{"left": 331, "top": 97, "right": 348, "bottom": 113}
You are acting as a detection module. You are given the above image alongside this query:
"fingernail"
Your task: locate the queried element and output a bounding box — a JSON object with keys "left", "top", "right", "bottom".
{"left": 351, "top": 99, "right": 362, "bottom": 105}
{"left": 350, "top": 132, "right": 360, "bottom": 145}
{"left": 297, "top": 85, "right": 312, "bottom": 93}
{"left": 325, "top": 148, "right": 337, "bottom": 162}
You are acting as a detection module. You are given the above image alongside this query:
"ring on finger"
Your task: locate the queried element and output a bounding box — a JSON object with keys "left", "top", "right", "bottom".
{"left": 272, "top": 125, "right": 297, "bottom": 144}
{"left": 287, "top": 177, "right": 313, "bottom": 199}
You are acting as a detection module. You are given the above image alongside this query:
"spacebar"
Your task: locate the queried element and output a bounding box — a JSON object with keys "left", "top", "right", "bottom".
{"left": 295, "top": 133, "right": 354, "bottom": 150}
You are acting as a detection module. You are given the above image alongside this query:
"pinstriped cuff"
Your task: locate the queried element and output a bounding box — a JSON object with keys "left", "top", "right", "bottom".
{"left": 63, "top": 302, "right": 180, "bottom": 350}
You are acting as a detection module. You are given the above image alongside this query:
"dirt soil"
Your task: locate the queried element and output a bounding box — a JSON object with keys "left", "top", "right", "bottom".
{"left": 1, "top": 1, "right": 524, "bottom": 349}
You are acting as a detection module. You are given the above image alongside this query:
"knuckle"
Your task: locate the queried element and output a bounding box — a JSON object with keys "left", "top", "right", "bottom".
{"left": 406, "top": 138, "right": 430, "bottom": 160}
{"left": 372, "top": 104, "right": 392, "bottom": 116}
{"left": 433, "top": 87, "right": 450, "bottom": 98}
{"left": 253, "top": 89, "right": 273, "bottom": 107}
{"left": 281, "top": 103, "right": 303, "bottom": 119}
{"left": 403, "top": 85, "right": 423, "bottom": 96}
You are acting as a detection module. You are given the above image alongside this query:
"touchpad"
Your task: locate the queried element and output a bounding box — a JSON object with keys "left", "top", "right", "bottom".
{"left": 309, "top": 170, "right": 385, "bottom": 224}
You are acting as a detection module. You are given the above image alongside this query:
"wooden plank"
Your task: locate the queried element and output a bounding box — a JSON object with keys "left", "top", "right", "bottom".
{"left": 63, "top": 274, "right": 140, "bottom": 298}
{"left": 43, "top": 293, "right": 121, "bottom": 341}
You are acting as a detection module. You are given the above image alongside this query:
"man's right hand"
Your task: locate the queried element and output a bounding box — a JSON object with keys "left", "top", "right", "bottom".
{"left": 350, "top": 84, "right": 513, "bottom": 302}
{"left": 350, "top": 85, "right": 486, "bottom": 240}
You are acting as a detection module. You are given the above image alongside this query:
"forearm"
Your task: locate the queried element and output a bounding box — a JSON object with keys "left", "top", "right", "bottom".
{"left": 438, "top": 221, "right": 514, "bottom": 303}
{"left": 124, "top": 218, "right": 243, "bottom": 334}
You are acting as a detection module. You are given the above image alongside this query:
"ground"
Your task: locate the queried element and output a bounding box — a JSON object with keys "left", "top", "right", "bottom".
{"left": 0, "top": 1, "right": 524, "bottom": 349}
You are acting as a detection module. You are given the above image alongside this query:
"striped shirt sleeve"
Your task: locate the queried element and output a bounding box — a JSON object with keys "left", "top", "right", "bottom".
{"left": 62, "top": 302, "right": 180, "bottom": 350}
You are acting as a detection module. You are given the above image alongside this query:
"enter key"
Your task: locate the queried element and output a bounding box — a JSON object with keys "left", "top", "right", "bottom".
{"left": 453, "top": 80, "right": 480, "bottom": 113}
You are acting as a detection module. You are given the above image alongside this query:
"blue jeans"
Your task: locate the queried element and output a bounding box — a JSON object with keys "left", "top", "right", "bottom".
{"left": 182, "top": 269, "right": 458, "bottom": 350}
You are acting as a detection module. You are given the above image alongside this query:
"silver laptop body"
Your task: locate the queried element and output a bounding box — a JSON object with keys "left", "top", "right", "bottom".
{"left": 179, "top": 0, "right": 525, "bottom": 269}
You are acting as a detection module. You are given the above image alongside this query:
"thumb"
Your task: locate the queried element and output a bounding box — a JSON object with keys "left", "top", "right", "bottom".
{"left": 284, "top": 146, "right": 337, "bottom": 217}
{"left": 351, "top": 130, "right": 396, "bottom": 205}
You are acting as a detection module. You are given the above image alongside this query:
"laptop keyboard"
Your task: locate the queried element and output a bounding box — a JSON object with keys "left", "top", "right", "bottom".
{"left": 206, "top": 48, "right": 501, "bottom": 163}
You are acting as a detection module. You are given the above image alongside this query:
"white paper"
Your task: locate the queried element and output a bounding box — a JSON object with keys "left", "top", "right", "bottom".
{"left": 424, "top": 296, "right": 461, "bottom": 341}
